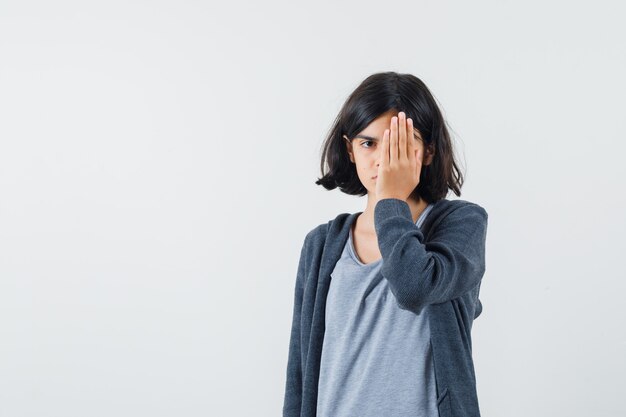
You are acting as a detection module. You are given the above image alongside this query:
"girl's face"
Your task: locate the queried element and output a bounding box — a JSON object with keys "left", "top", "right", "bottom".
{"left": 344, "top": 110, "right": 430, "bottom": 195}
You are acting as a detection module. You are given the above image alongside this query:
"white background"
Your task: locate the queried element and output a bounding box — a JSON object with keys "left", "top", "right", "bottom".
{"left": 1, "top": 1, "right": 625, "bottom": 416}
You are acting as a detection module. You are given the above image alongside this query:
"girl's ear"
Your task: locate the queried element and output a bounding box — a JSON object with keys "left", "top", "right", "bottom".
{"left": 423, "top": 144, "right": 435, "bottom": 166}
{"left": 343, "top": 135, "right": 355, "bottom": 163}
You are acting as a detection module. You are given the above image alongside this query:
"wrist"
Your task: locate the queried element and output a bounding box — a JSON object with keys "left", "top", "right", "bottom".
{"left": 377, "top": 195, "right": 406, "bottom": 202}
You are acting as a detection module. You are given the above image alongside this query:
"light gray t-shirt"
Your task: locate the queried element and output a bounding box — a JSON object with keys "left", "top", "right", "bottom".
{"left": 316, "top": 203, "right": 438, "bottom": 417}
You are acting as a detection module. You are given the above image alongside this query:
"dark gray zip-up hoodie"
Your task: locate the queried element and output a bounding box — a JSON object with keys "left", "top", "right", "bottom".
{"left": 283, "top": 197, "right": 489, "bottom": 417}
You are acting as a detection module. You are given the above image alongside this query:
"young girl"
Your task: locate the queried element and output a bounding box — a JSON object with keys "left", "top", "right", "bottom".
{"left": 283, "top": 72, "right": 488, "bottom": 417}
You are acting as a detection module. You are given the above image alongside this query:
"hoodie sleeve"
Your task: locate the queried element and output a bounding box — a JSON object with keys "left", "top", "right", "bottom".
{"left": 374, "top": 198, "right": 488, "bottom": 314}
{"left": 282, "top": 234, "right": 308, "bottom": 417}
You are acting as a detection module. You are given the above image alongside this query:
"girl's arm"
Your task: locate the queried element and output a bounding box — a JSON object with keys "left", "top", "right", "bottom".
{"left": 374, "top": 198, "right": 488, "bottom": 314}
{"left": 282, "top": 235, "right": 307, "bottom": 417}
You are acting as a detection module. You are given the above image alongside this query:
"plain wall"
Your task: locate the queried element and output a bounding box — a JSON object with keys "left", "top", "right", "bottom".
{"left": 1, "top": 1, "right": 625, "bottom": 416}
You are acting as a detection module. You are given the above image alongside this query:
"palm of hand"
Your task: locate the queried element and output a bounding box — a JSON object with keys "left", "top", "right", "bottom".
{"left": 375, "top": 111, "right": 424, "bottom": 203}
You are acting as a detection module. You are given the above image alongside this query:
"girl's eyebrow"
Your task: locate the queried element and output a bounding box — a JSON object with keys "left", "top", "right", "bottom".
{"left": 354, "top": 133, "right": 421, "bottom": 141}
{"left": 354, "top": 134, "right": 379, "bottom": 141}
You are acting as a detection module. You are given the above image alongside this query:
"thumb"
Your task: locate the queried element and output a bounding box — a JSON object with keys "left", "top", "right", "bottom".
{"left": 415, "top": 149, "right": 420, "bottom": 173}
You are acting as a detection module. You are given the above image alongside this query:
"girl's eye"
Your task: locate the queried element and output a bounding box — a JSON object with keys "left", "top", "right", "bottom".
{"left": 361, "top": 140, "right": 375, "bottom": 148}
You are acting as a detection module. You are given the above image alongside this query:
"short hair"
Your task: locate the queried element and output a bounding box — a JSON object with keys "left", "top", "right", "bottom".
{"left": 315, "top": 71, "right": 464, "bottom": 203}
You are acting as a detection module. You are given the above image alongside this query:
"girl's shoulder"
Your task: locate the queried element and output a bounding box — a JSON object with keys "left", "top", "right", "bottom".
{"left": 425, "top": 198, "right": 488, "bottom": 234}
{"left": 303, "top": 212, "right": 355, "bottom": 249}
{"left": 434, "top": 198, "right": 488, "bottom": 218}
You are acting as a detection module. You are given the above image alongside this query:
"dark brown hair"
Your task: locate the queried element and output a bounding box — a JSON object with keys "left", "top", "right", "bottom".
{"left": 315, "top": 71, "right": 464, "bottom": 204}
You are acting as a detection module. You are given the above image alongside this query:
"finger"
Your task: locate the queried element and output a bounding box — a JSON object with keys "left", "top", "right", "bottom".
{"left": 407, "top": 118, "right": 415, "bottom": 169}
{"left": 407, "top": 117, "right": 416, "bottom": 167}
{"left": 381, "top": 128, "right": 390, "bottom": 168}
{"left": 398, "top": 112, "right": 407, "bottom": 161}
{"left": 390, "top": 115, "right": 398, "bottom": 165}
{"left": 407, "top": 118, "right": 415, "bottom": 151}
